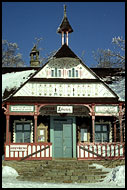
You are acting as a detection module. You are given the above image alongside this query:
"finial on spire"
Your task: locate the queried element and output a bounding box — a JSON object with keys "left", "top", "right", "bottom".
{"left": 57, "top": 5, "right": 73, "bottom": 46}
{"left": 64, "top": 5, "right": 67, "bottom": 17}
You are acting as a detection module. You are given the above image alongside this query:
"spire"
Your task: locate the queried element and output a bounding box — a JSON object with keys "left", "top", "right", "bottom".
{"left": 57, "top": 5, "right": 73, "bottom": 46}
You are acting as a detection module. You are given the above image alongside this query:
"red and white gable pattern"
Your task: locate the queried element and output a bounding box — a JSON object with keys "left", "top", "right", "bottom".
{"left": 14, "top": 82, "right": 116, "bottom": 98}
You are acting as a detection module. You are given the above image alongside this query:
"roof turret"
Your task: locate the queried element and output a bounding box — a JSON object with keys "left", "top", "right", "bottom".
{"left": 57, "top": 5, "right": 73, "bottom": 34}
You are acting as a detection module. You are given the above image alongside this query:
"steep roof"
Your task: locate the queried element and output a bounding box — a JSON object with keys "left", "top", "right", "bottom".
{"left": 53, "top": 44, "right": 77, "bottom": 58}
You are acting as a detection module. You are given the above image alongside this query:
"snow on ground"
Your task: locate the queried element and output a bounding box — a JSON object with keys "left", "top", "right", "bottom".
{"left": 2, "top": 165, "right": 125, "bottom": 188}
{"left": 2, "top": 70, "right": 36, "bottom": 100}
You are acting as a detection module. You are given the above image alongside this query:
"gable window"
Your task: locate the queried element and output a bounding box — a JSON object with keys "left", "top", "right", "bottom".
{"left": 95, "top": 124, "right": 109, "bottom": 142}
{"left": 55, "top": 68, "right": 57, "bottom": 77}
{"left": 69, "top": 70, "right": 71, "bottom": 77}
{"left": 58, "top": 70, "right": 61, "bottom": 77}
{"left": 76, "top": 70, "right": 78, "bottom": 77}
{"left": 15, "top": 123, "right": 31, "bottom": 143}
{"left": 72, "top": 68, "right": 75, "bottom": 77}
{"left": 51, "top": 70, "right": 54, "bottom": 77}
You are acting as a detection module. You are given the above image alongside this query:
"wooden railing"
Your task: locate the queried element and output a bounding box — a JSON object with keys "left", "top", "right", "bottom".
{"left": 77, "top": 142, "right": 125, "bottom": 160}
{"left": 5, "top": 142, "right": 52, "bottom": 161}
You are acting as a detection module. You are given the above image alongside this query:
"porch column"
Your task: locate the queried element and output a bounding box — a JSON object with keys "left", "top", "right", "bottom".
{"left": 6, "top": 115, "right": 10, "bottom": 143}
{"left": 114, "top": 117, "right": 116, "bottom": 142}
{"left": 34, "top": 115, "right": 37, "bottom": 143}
{"left": 92, "top": 104, "right": 95, "bottom": 143}
{"left": 119, "top": 103, "right": 123, "bottom": 143}
{"left": 92, "top": 115, "right": 95, "bottom": 143}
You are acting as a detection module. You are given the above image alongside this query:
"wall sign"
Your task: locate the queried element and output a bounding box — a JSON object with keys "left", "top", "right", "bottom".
{"left": 10, "top": 105, "right": 34, "bottom": 112}
{"left": 95, "top": 105, "right": 119, "bottom": 113}
{"left": 57, "top": 106, "right": 73, "bottom": 113}
{"left": 10, "top": 145, "right": 27, "bottom": 151}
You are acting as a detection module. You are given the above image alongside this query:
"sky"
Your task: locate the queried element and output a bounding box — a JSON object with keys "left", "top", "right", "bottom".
{"left": 2, "top": 2, "right": 125, "bottom": 67}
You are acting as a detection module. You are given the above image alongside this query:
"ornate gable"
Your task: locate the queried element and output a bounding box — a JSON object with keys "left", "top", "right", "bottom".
{"left": 12, "top": 45, "right": 118, "bottom": 100}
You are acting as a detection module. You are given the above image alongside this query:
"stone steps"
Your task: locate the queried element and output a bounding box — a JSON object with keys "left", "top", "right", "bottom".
{"left": 3, "top": 159, "right": 120, "bottom": 183}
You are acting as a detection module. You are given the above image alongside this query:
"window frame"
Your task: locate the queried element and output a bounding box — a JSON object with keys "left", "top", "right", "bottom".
{"left": 95, "top": 121, "right": 110, "bottom": 143}
{"left": 13, "top": 120, "right": 33, "bottom": 143}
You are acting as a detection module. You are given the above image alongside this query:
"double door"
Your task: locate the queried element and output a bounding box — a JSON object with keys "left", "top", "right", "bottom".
{"left": 54, "top": 119, "right": 72, "bottom": 158}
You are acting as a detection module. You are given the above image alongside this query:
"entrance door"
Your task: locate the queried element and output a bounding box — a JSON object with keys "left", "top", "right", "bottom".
{"left": 54, "top": 119, "right": 72, "bottom": 158}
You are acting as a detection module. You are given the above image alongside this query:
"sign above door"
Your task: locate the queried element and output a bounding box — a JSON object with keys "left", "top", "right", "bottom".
{"left": 57, "top": 106, "right": 73, "bottom": 113}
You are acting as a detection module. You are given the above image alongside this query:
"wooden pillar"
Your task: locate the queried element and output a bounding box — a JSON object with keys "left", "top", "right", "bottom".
{"left": 92, "top": 115, "right": 95, "bottom": 143}
{"left": 119, "top": 116, "right": 123, "bottom": 143}
{"left": 6, "top": 115, "right": 10, "bottom": 143}
{"left": 92, "top": 104, "right": 95, "bottom": 143}
{"left": 114, "top": 117, "right": 116, "bottom": 142}
{"left": 34, "top": 115, "right": 37, "bottom": 143}
{"left": 119, "top": 103, "right": 123, "bottom": 143}
{"left": 34, "top": 105, "right": 38, "bottom": 143}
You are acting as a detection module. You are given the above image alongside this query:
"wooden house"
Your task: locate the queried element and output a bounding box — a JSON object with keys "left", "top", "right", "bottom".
{"left": 2, "top": 5, "right": 125, "bottom": 161}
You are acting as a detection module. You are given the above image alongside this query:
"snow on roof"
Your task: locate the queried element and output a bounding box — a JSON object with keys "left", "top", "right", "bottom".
{"left": 2, "top": 70, "right": 36, "bottom": 100}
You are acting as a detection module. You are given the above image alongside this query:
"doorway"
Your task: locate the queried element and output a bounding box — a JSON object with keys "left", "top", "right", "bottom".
{"left": 50, "top": 116, "right": 76, "bottom": 158}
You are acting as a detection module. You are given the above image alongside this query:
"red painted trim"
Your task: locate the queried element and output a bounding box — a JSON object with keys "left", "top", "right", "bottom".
{"left": 9, "top": 112, "right": 34, "bottom": 116}
{"left": 77, "top": 142, "right": 125, "bottom": 160}
{"left": 4, "top": 142, "right": 52, "bottom": 161}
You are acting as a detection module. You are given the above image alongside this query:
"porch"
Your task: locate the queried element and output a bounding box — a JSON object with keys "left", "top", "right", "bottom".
{"left": 3, "top": 103, "right": 125, "bottom": 161}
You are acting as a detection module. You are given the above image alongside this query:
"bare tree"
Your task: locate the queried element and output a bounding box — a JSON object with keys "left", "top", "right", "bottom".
{"left": 2, "top": 40, "right": 25, "bottom": 67}
{"left": 92, "top": 36, "right": 125, "bottom": 68}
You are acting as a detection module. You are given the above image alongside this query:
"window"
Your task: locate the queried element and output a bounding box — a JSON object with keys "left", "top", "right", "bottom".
{"left": 76, "top": 70, "right": 78, "bottom": 77}
{"left": 58, "top": 70, "right": 61, "bottom": 77}
{"left": 15, "top": 123, "right": 31, "bottom": 143}
{"left": 72, "top": 68, "right": 75, "bottom": 77}
{"left": 69, "top": 70, "right": 71, "bottom": 77}
{"left": 95, "top": 124, "right": 109, "bottom": 142}
{"left": 51, "top": 70, "right": 54, "bottom": 77}
{"left": 55, "top": 68, "right": 57, "bottom": 77}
